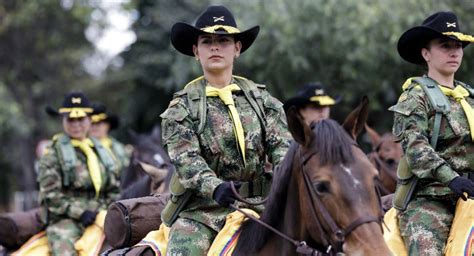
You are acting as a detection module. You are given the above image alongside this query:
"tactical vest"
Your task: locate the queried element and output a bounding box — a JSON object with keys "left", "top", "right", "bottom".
{"left": 161, "top": 76, "right": 269, "bottom": 227}
{"left": 176, "top": 75, "right": 267, "bottom": 135}
{"left": 393, "top": 77, "right": 474, "bottom": 210}
{"left": 110, "top": 137, "right": 129, "bottom": 168}
{"left": 52, "top": 134, "right": 117, "bottom": 187}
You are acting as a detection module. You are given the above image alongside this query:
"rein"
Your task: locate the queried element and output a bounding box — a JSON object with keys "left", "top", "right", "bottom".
{"left": 229, "top": 204, "right": 326, "bottom": 255}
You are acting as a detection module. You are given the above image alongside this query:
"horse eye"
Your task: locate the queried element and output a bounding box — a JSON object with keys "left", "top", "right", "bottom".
{"left": 313, "top": 181, "right": 330, "bottom": 194}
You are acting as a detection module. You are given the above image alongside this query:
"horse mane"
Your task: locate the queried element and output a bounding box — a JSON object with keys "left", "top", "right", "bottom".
{"left": 235, "top": 119, "right": 355, "bottom": 253}
{"left": 310, "top": 119, "right": 355, "bottom": 166}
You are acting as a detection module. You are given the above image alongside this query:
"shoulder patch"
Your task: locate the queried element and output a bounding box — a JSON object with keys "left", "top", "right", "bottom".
{"left": 398, "top": 93, "right": 408, "bottom": 103}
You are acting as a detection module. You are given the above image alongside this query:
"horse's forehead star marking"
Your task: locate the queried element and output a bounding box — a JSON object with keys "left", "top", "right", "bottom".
{"left": 154, "top": 153, "right": 164, "bottom": 165}
{"left": 340, "top": 164, "right": 361, "bottom": 187}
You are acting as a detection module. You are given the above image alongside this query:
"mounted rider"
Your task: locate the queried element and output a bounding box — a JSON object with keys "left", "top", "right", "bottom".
{"left": 38, "top": 92, "right": 120, "bottom": 255}
{"left": 160, "top": 5, "right": 291, "bottom": 255}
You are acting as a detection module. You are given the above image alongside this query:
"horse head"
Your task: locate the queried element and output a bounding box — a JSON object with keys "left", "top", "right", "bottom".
{"left": 365, "top": 124, "right": 403, "bottom": 195}
{"left": 285, "top": 96, "right": 389, "bottom": 255}
{"left": 120, "top": 125, "right": 172, "bottom": 198}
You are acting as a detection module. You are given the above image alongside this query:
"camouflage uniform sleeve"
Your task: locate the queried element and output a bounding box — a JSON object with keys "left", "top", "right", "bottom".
{"left": 389, "top": 85, "right": 459, "bottom": 184}
{"left": 260, "top": 90, "right": 292, "bottom": 167}
{"left": 160, "top": 97, "right": 223, "bottom": 198}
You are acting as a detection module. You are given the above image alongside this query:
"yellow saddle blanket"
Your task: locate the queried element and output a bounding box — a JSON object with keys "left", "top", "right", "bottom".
{"left": 384, "top": 198, "right": 473, "bottom": 256}
{"left": 135, "top": 209, "right": 259, "bottom": 256}
{"left": 11, "top": 211, "right": 107, "bottom": 256}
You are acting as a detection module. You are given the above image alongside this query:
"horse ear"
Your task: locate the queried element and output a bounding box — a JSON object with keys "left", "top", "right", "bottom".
{"left": 150, "top": 125, "right": 162, "bottom": 145}
{"left": 342, "top": 96, "right": 369, "bottom": 139}
{"left": 286, "top": 106, "right": 313, "bottom": 147}
{"left": 138, "top": 161, "right": 168, "bottom": 182}
{"left": 364, "top": 123, "right": 381, "bottom": 150}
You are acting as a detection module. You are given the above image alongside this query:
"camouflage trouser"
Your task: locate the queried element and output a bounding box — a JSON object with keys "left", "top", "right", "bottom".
{"left": 46, "top": 218, "right": 84, "bottom": 256}
{"left": 166, "top": 217, "right": 217, "bottom": 256}
{"left": 398, "top": 196, "right": 456, "bottom": 256}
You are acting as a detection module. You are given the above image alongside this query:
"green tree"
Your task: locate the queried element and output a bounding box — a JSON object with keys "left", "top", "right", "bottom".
{"left": 0, "top": 0, "right": 96, "bottom": 209}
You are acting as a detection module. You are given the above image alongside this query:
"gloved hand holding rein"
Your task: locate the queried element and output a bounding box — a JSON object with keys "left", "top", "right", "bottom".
{"left": 213, "top": 181, "right": 241, "bottom": 207}
{"left": 448, "top": 176, "right": 474, "bottom": 200}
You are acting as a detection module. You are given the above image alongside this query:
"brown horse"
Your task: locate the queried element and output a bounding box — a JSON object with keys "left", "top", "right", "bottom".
{"left": 365, "top": 125, "right": 403, "bottom": 196}
{"left": 233, "top": 97, "right": 390, "bottom": 255}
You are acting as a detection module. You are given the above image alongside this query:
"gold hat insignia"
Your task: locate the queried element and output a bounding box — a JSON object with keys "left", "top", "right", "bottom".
{"left": 71, "top": 97, "right": 81, "bottom": 104}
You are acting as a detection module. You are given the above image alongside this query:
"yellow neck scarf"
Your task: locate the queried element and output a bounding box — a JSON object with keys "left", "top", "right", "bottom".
{"left": 438, "top": 85, "right": 474, "bottom": 141}
{"left": 206, "top": 84, "right": 246, "bottom": 164}
{"left": 70, "top": 138, "right": 102, "bottom": 198}
{"left": 100, "top": 137, "right": 112, "bottom": 151}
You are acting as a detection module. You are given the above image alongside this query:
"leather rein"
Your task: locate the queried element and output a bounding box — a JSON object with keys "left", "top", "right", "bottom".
{"left": 230, "top": 144, "right": 384, "bottom": 255}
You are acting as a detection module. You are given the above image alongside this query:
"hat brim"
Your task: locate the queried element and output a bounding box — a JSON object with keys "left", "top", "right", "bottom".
{"left": 283, "top": 95, "right": 341, "bottom": 112}
{"left": 106, "top": 115, "right": 120, "bottom": 130}
{"left": 398, "top": 26, "right": 470, "bottom": 65}
{"left": 171, "top": 22, "right": 260, "bottom": 56}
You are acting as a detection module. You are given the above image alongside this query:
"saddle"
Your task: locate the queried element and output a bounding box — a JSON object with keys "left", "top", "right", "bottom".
{"left": 11, "top": 211, "right": 107, "bottom": 256}
{"left": 102, "top": 209, "right": 259, "bottom": 256}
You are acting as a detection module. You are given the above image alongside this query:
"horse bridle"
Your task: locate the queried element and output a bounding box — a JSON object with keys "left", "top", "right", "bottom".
{"left": 230, "top": 144, "right": 384, "bottom": 255}
{"left": 368, "top": 151, "right": 398, "bottom": 195}
{"left": 299, "top": 146, "right": 384, "bottom": 254}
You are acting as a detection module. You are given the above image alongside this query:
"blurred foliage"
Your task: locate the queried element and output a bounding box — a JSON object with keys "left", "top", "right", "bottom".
{"left": 0, "top": 0, "right": 96, "bottom": 209}
{"left": 2, "top": 0, "right": 474, "bottom": 209}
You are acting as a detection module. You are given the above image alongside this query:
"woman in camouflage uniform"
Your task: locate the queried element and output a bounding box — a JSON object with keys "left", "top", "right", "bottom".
{"left": 390, "top": 11, "right": 474, "bottom": 255}
{"left": 283, "top": 82, "right": 340, "bottom": 126}
{"left": 160, "top": 5, "right": 291, "bottom": 255}
{"left": 38, "top": 92, "right": 120, "bottom": 256}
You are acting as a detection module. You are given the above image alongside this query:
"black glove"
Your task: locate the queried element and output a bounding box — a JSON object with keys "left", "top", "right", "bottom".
{"left": 448, "top": 176, "right": 474, "bottom": 201}
{"left": 79, "top": 210, "right": 98, "bottom": 227}
{"left": 213, "top": 182, "right": 241, "bottom": 207}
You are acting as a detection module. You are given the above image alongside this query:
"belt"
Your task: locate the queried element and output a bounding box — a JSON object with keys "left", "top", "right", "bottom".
{"left": 238, "top": 175, "right": 272, "bottom": 198}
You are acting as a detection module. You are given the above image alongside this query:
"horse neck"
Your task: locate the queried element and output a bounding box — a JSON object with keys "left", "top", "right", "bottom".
{"left": 260, "top": 156, "right": 317, "bottom": 255}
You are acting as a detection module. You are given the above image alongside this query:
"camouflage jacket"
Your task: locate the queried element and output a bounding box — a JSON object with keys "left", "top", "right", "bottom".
{"left": 389, "top": 78, "right": 474, "bottom": 196}
{"left": 38, "top": 134, "right": 120, "bottom": 223}
{"left": 160, "top": 76, "right": 291, "bottom": 231}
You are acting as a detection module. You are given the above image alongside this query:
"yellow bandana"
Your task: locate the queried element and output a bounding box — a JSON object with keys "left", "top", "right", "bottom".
{"left": 206, "top": 84, "right": 246, "bottom": 164}
{"left": 438, "top": 85, "right": 474, "bottom": 141}
{"left": 70, "top": 138, "right": 102, "bottom": 198}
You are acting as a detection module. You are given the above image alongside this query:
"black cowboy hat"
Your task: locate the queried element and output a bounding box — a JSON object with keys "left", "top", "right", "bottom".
{"left": 91, "top": 103, "right": 120, "bottom": 130}
{"left": 398, "top": 11, "right": 474, "bottom": 65}
{"left": 45, "top": 92, "right": 93, "bottom": 118}
{"left": 170, "top": 5, "right": 260, "bottom": 56}
{"left": 283, "top": 82, "right": 341, "bottom": 112}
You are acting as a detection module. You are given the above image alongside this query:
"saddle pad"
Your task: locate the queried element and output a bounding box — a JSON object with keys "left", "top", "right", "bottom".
{"left": 384, "top": 198, "right": 473, "bottom": 256}
{"left": 11, "top": 210, "right": 107, "bottom": 256}
{"left": 131, "top": 209, "right": 259, "bottom": 256}
{"left": 444, "top": 198, "right": 473, "bottom": 256}
{"left": 207, "top": 209, "right": 259, "bottom": 256}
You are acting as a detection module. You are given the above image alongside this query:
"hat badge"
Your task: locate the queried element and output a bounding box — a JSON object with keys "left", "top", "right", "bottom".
{"left": 71, "top": 97, "right": 81, "bottom": 104}
{"left": 315, "top": 89, "right": 324, "bottom": 95}
{"left": 446, "top": 22, "right": 456, "bottom": 28}
{"left": 213, "top": 16, "right": 224, "bottom": 22}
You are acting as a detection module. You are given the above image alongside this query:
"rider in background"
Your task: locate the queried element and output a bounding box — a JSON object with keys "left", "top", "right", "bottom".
{"left": 38, "top": 92, "right": 120, "bottom": 255}
{"left": 283, "top": 82, "right": 340, "bottom": 125}
{"left": 389, "top": 11, "right": 474, "bottom": 254}
{"left": 160, "top": 5, "right": 291, "bottom": 255}
{"left": 90, "top": 102, "right": 131, "bottom": 178}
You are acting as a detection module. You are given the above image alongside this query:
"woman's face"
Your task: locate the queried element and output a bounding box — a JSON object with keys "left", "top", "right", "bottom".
{"left": 193, "top": 34, "right": 242, "bottom": 74}
{"left": 299, "top": 104, "right": 331, "bottom": 126}
{"left": 62, "top": 116, "right": 91, "bottom": 140}
{"left": 422, "top": 38, "right": 463, "bottom": 76}
{"left": 89, "top": 122, "right": 110, "bottom": 139}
